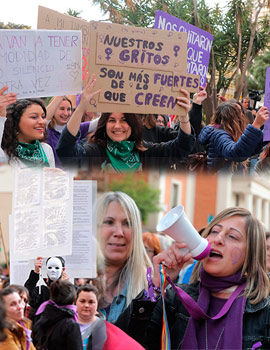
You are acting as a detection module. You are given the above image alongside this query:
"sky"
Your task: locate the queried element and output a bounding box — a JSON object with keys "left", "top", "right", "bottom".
{"left": 2, "top": 0, "right": 106, "bottom": 28}
{"left": 2, "top": 0, "right": 226, "bottom": 28}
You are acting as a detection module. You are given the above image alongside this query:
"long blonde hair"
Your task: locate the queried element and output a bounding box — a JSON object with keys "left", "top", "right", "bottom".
{"left": 190, "top": 207, "right": 269, "bottom": 304}
{"left": 97, "top": 191, "right": 152, "bottom": 306}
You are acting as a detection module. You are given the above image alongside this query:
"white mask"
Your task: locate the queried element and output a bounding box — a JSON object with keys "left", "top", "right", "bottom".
{"left": 46, "top": 257, "right": 63, "bottom": 281}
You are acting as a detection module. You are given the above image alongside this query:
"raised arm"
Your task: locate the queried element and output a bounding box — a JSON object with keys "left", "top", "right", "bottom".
{"left": 67, "top": 73, "right": 101, "bottom": 136}
{"left": 46, "top": 96, "right": 65, "bottom": 121}
{"left": 0, "top": 86, "right": 17, "bottom": 117}
{"left": 176, "top": 88, "right": 192, "bottom": 135}
{"left": 190, "top": 85, "right": 207, "bottom": 135}
{"left": 252, "top": 106, "right": 269, "bottom": 129}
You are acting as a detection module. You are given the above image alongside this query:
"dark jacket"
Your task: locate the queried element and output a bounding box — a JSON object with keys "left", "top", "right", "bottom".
{"left": 32, "top": 304, "right": 83, "bottom": 350}
{"left": 143, "top": 125, "right": 178, "bottom": 144}
{"left": 24, "top": 270, "right": 50, "bottom": 320}
{"left": 198, "top": 124, "right": 263, "bottom": 171}
{"left": 56, "top": 125, "right": 195, "bottom": 171}
{"left": 115, "top": 283, "right": 270, "bottom": 350}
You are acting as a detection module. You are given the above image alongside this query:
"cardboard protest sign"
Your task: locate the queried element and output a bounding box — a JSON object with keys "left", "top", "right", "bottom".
{"left": 38, "top": 6, "right": 90, "bottom": 81}
{"left": 0, "top": 29, "right": 82, "bottom": 98}
{"left": 38, "top": 6, "right": 200, "bottom": 114}
{"left": 87, "top": 21, "right": 200, "bottom": 114}
{"left": 263, "top": 66, "right": 270, "bottom": 141}
{"left": 155, "top": 10, "right": 213, "bottom": 87}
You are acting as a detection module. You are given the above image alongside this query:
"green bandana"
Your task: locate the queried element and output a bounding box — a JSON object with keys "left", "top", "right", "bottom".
{"left": 106, "top": 140, "right": 141, "bottom": 173}
{"left": 16, "top": 140, "right": 49, "bottom": 168}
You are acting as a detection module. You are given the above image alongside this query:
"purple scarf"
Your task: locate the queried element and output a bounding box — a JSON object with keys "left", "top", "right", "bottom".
{"left": 35, "top": 300, "right": 78, "bottom": 322}
{"left": 179, "top": 268, "right": 246, "bottom": 349}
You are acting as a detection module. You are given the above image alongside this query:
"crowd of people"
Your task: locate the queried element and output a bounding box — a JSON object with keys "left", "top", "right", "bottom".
{"left": 0, "top": 191, "right": 270, "bottom": 349}
{"left": 0, "top": 72, "right": 269, "bottom": 174}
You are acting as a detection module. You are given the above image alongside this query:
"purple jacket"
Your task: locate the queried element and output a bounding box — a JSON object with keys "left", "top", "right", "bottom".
{"left": 46, "top": 122, "right": 90, "bottom": 168}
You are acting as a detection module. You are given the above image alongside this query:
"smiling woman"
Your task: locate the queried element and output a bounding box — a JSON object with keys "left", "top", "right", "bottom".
{"left": 56, "top": 73, "right": 195, "bottom": 172}
{"left": 96, "top": 191, "right": 152, "bottom": 323}
{"left": 1, "top": 96, "right": 55, "bottom": 167}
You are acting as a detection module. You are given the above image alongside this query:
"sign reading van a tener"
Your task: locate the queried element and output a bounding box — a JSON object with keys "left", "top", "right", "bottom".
{"left": 89, "top": 21, "right": 200, "bottom": 114}
{"left": 0, "top": 29, "right": 82, "bottom": 98}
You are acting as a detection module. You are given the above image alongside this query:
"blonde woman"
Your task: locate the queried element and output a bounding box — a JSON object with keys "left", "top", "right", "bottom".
{"left": 97, "top": 191, "right": 151, "bottom": 323}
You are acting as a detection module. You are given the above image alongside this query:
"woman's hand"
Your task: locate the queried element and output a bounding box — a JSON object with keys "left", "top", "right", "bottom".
{"left": 176, "top": 89, "right": 192, "bottom": 134}
{"left": 67, "top": 73, "right": 101, "bottom": 136}
{"left": 61, "top": 271, "right": 69, "bottom": 281}
{"left": 0, "top": 86, "right": 17, "bottom": 117}
{"left": 34, "top": 256, "right": 43, "bottom": 274}
{"left": 80, "top": 73, "right": 101, "bottom": 107}
{"left": 152, "top": 243, "right": 192, "bottom": 288}
{"left": 252, "top": 106, "right": 269, "bottom": 129}
{"left": 176, "top": 88, "right": 191, "bottom": 115}
{"left": 193, "top": 84, "right": 207, "bottom": 105}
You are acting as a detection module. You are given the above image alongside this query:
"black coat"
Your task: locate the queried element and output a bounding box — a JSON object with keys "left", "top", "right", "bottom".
{"left": 32, "top": 304, "right": 83, "bottom": 350}
{"left": 116, "top": 283, "right": 270, "bottom": 350}
{"left": 24, "top": 270, "right": 50, "bottom": 320}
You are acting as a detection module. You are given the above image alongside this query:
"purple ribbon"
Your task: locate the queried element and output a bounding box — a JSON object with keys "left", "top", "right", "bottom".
{"left": 146, "top": 267, "right": 156, "bottom": 302}
{"left": 166, "top": 274, "right": 246, "bottom": 320}
{"left": 35, "top": 300, "right": 78, "bottom": 322}
{"left": 18, "top": 321, "right": 32, "bottom": 350}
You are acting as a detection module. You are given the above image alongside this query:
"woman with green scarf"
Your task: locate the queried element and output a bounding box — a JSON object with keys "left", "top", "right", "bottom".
{"left": 1, "top": 93, "right": 55, "bottom": 168}
{"left": 56, "top": 74, "right": 195, "bottom": 172}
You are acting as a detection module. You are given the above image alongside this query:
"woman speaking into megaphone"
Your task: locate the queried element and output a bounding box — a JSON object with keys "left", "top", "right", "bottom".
{"left": 115, "top": 207, "right": 270, "bottom": 350}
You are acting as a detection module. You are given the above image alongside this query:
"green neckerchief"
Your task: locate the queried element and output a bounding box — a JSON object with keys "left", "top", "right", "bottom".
{"left": 106, "top": 140, "right": 141, "bottom": 173}
{"left": 16, "top": 140, "right": 49, "bottom": 168}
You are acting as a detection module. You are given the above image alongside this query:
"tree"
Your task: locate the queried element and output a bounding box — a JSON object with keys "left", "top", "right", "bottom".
{"left": 248, "top": 50, "right": 270, "bottom": 90}
{"left": 233, "top": 0, "right": 269, "bottom": 99}
{"left": 106, "top": 174, "right": 160, "bottom": 223}
{"left": 65, "top": 9, "right": 82, "bottom": 18}
{"left": 0, "top": 22, "right": 31, "bottom": 29}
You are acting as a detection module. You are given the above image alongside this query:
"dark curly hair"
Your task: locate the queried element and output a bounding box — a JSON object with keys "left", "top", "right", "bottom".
{"left": 1, "top": 98, "right": 47, "bottom": 160}
{"left": 90, "top": 113, "right": 146, "bottom": 151}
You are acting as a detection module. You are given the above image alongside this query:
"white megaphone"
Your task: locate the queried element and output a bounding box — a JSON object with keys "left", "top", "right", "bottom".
{"left": 156, "top": 205, "right": 210, "bottom": 260}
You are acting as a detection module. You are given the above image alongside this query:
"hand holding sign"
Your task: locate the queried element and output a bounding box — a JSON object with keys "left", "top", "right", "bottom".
{"left": 176, "top": 88, "right": 191, "bottom": 134}
{"left": 176, "top": 88, "right": 191, "bottom": 114}
{"left": 34, "top": 256, "right": 43, "bottom": 274}
{"left": 0, "top": 86, "right": 17, "bottom": 117}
